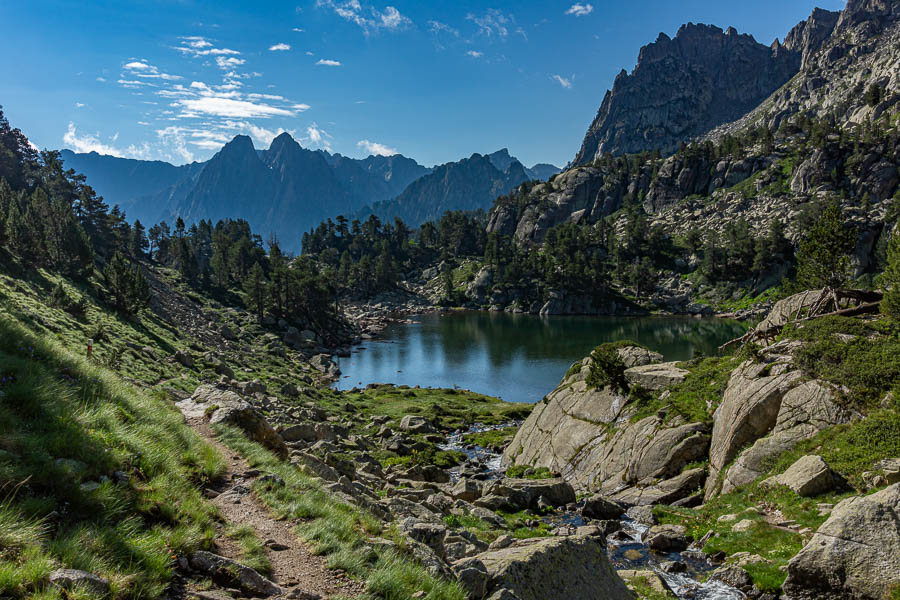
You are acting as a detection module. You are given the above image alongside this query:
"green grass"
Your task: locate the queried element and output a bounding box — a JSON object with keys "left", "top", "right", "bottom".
{"left": 460, "top": 427, "right": 518, "bottom": 450}
{"left": 213, "top": 424, "right": 467, "bottom": 600}
{"left": 785, "top": 316, "right": 900, "bottom": 408}
{"left": 224, "top": 525, "right": 271, "bottom": 576}
{"left": 0, "top": 316, "right": 224, "bottom": 599}
{"left": 626, "top": 575, "right": 676, "bottom": 599}
{"left": 628, "top": 355, "right": 741, "bottom": 425}
{"left": 504, "top": 465, "right": 552, "bottom": 479}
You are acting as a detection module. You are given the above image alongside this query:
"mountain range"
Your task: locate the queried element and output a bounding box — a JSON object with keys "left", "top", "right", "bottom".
{"left": 61, "top": 138, "right": 558, "bottom": 249}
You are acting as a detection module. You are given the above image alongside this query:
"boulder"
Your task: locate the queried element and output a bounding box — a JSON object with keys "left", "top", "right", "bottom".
{"left": 190, "top": 551, "right": 282, "bottom": 596}
{"left": 479, "top": 478, "right": 576, "bottom": 510}
{"left": 783, "top": 483, "right": 900, "bottom": 600}
{"left": 624, "top": 362, "right": 688, "bottom": 391}
{"left": 451, "top": 478, "right": 483, "bottom": 502}
{"left": 178, "top": 385, "right": 287, "bottom": 458}
{"left": 399, "top": 415, "right": 435, "bottom": 434}
{"left": 174, "top": 349, "right": 194, "bottom": 368}
{"left": 48, "top": 569, "right": 110, "bottom": 596}
{"left": 452, "top": 536, "right": 631, "bottom": 600}
{"left": 580, "top": 494, "right": 625, "bottom": 520}
{"left": 761, "top": 455, "right": 839, "bottom": 497}
{"left": 617, "top": 570, "right": 673, "bottom": 596}
{"left": 611, "top": 467, "right": 707, "bottom": 506}
{"left": 645, "top": 524, "right": 690, "bottom": 552}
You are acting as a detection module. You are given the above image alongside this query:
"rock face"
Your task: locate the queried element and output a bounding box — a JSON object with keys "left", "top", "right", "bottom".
{"left": 573, "top": 23, "right": 801, "bottom": 163}
{"left": 452, "top": 536, "right": 631, "bottom": 600}
{"left": 48, "top": 569, "right": 110, "bottom": 596}
{"left": 503, "top": 348, "right": 708, "bottom": 503}
{"left": 782, "top": 483, "right": 900, "bottom": 600}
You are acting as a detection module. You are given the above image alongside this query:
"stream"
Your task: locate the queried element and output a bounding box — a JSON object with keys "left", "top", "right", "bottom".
{"left": 440, "top": 424, "right": 745, "bottom": 600}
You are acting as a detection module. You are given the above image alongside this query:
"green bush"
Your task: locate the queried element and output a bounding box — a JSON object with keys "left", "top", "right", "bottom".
{"left": 586, "top": 341, "right": 645, "bottom": 390}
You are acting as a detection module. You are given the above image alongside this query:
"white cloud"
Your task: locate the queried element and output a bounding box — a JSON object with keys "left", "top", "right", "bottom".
{"left": 247, "top": 124, "right": 294, "bottom": 147}
{"left": 357, "top": 139, "right": 397, "bottom": 156}
{"left": 269, "top": 42, "right": 291, "bottom": 51}
{"left": 565, "top": 3, "right": 594, "bottom": 16}
{"left": 248, "top": 93, "right": 286, "bottom": 100}
{"left": 292, "top": 27, "right": 305, "bottom": 32}
{"left": 216, "top": 56, "right": 246, "bottom": 69}
{"left": 306, "top": 51, "right": 315, "bottom": 56}
{"left": 123, "top": 60, "right": 181, "bottom": 80}
{"left": 156, "top": 126, "right": 195, "bottom": 162}
{"left": 292, "top": 103, "right": 311, "bottom": 111}
{"left": 118, "top": 79, "right": 152, "bottom": 88}
{"left": 551, "top": 74, "right": 573, "bottom": 88}
{"left": 96, "top": 76, "right": 106, "bottom": 82}
{"left": 177, "top": 96, "right": 295, "bottom": 118}
{"left": 63, "top": 122, "right": 123, "bottom": 156}
{"left": 316, "top": 59, "right": 341, "bottom": 66}
{"left": 137, "top": 121, "right": 151, "bottom": 126}
{"left": 175, "top": 36, "right": 241, "bottom": 57}
{"left": 316, "top": 0, "right": 412, "bottom": 35}
{"left": 304, "top": 122, "right": 331, "bottom": 150}
{"left": 75, "top": 102, "right": 85, "bottom": 108}
{"left": 466, "top": 50, "right": 483, "bottom": 58}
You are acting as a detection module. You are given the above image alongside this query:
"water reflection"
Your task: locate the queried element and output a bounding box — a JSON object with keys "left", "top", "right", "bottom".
{"left": 335, "top": 312, "right": 745, "bottom": 403}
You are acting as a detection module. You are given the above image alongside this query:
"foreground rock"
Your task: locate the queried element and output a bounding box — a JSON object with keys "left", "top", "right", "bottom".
{"left": 177, "top": 385, "right": 288, "bottom": 458}
{"left": 782, "top": 483, "right": 900, "bottom": 600}
{"left": 452, "top": 536, "right": 631, "bottom": 600}
{"left": 48, "top": 569, "right": 110, "bottom": 596}
{"left": 190, "top": 551, "right": 282, "bottom": 597}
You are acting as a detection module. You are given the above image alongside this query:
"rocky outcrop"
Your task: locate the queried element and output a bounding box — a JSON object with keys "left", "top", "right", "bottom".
{"left": 782, "top": 483, "right": 900, "bottom": 600}
{"left": 503, "top": 348, "right": 708, "bottom": 503}
{"left": 705, "top": 361, "right": 801, "bottom": 499}
{"left": 452, "top": 536, "right": 631, "bottom": 600}
{"left": 190, "top": 551, "right": 282, "bottom": 597}
{"left": 573, "top": 23, "right": 801, "bottom": 163}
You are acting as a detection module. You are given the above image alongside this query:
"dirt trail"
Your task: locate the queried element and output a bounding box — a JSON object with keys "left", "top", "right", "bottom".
{"left": 185, "top": 418, "right": 366, "bottom": 600}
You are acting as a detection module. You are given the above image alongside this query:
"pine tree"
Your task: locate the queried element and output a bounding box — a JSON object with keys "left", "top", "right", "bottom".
{"left": 795, "top": 201, "right": 856, "bottom": 289}
{"left": 244, "top": 262, "right": 267, "bottom": 320}
{"left": 881, "top": 219, "right": 900, "bottom": 319}
{"left": 103, "top": 251, "right": 150, "bottom": 315}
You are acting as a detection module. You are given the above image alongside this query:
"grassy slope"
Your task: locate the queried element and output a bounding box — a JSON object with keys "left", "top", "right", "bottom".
{"left": 0, "top": 316, "right": 224, "bottom": 599}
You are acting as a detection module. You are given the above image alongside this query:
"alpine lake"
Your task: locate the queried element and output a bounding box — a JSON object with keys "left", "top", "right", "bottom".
{"left": 334, "top": 311, "right": 747, "bottom": 403}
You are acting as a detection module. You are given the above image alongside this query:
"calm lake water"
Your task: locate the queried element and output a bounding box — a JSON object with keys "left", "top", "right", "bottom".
{"left": 334, "top": 311, "right": 746, "bottom": 403}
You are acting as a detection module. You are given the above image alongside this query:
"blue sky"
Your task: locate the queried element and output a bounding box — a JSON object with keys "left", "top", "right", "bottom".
{"left": 2, "top": 0, "right": 845, "bottom": 168}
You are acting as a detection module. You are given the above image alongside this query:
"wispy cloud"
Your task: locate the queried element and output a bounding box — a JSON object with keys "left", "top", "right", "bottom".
{"left": 316, "top": 59, "right": 342, "bottom": 66}
{"left": 63, "top": 122, "right": 123, "bottom": 156}
{"left": 74, "top": 102, "right": 85, "bottom": 108}
{"left": 551, "top": 74, "right": 573, "bottom": 88}
{"left": 316, "top": 0, "right": 412, "bottom": 35}
{"left": 96, "top": 76, "right": 106, "bottom": 82}
{"left": 565, "top": 3, "right": 594, "bottom": 16}
{"left": 215, "top": 56, "right": 246, "bottom": 69}
{"left": 304, "top": 122, "right": 331, "bottom": 151}
{"left": 357, "top": 139, "right": 397, "bottom": 156}
{"left": 428, "top": 20, "right": 459, "bottom": 37}
{"left": 174, "top": 36, "right": 240, "bottom": 57}
{"left": 466, "top": 9, "right": 526, "bottom": 40}
{"left": 292, "top": 27, "right": 305, "bottom": 32}
{"left": 269, "top": 42, "right": 291, "bottom": 51}
{"left": 123, "top": 60, "right": 181, "bottom": 81}
{"left": 466, "top": 50, "right": 483, "bottom": 58}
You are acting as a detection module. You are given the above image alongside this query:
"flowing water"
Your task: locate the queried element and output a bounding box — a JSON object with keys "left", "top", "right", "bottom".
{"left": 334, "top": 311, "right": 745, "bottom": 403}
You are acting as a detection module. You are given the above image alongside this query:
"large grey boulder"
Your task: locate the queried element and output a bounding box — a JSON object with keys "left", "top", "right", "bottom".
{"left": 580, "top": 494, "right": 625, "bottom": 520}
{"left": 452, "top": 536, "right": 631, "bottom": 600}
{"left": 399, "top": 415, "right": 435, "bottom": 434}
{"left": 178, "top": 385, "right": 287, "bottom": 459}
{"left": 783, "top": 483, "right": 900, "bottom": 600}
{"left": 761, "top": 455, "right": 839, "bottom": 497}
{"left": 617, "top": 346, "right": 663, "bottom": 368}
